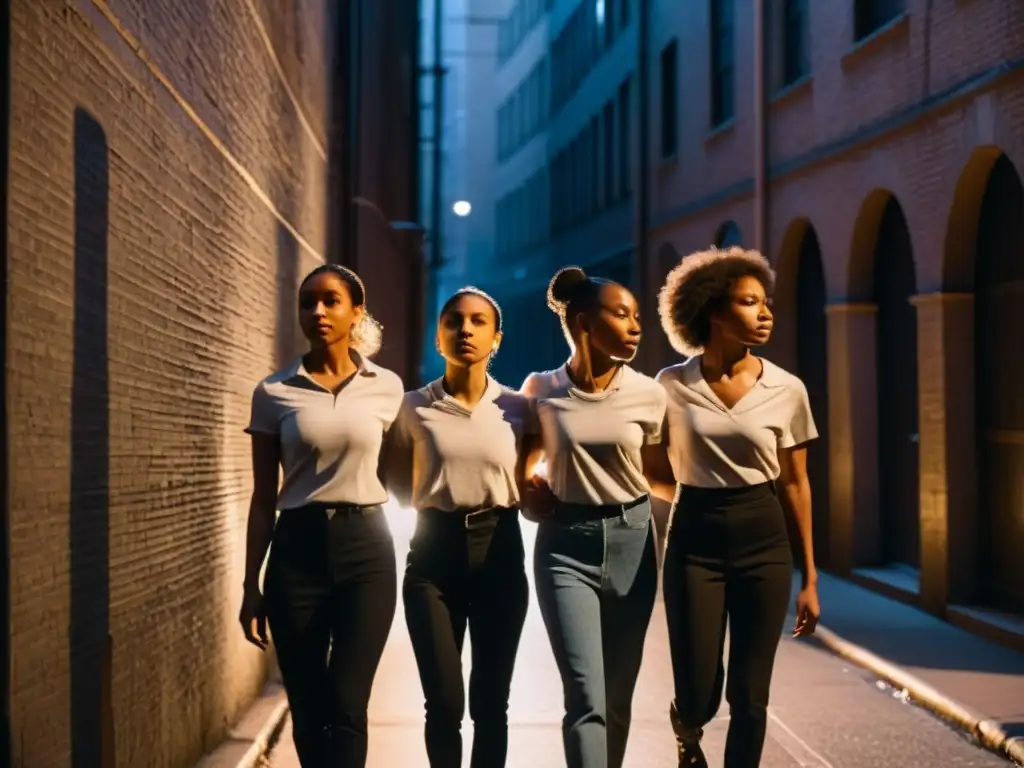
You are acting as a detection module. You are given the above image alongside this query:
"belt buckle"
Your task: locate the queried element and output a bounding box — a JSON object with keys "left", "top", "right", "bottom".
{"left": 325, "top": 506, "right": 337, "bottom": 520}
{"left": 464, "top": 507, "right": 493, "bottom": 530}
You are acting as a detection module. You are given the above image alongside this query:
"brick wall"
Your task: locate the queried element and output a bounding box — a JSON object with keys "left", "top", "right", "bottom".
{"left": 6, "top": 1, "right": 331, "bottom": 765}
{"left": 644, "top": 0, "right": 1024, "bottom": 625}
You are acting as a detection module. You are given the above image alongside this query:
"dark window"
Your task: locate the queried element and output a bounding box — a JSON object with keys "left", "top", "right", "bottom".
{"left": 715, "top": 220, "right": 743, "bottom": 248}
{"left": 618, "top": 77, "right": 632, "bottom": 198}
{"left": 620, "top": 0, "right": 630, "bottom": 29}
{"left": 660, "top": 39, "right": 678, "bottom": 158}
{"left": 603, "top": 101, "right": 615, "bottom": 204}
{"left": 589, "top": 116, "right": 601, "bottom": 215}
{"left": 710, "top": 0, "right": 734, "bottom": 126}
{"left": 854, "top": 0, "right": 904, "bottom": 41}
{"left": 782, "top": 0, "right": 809, "bottom": 85}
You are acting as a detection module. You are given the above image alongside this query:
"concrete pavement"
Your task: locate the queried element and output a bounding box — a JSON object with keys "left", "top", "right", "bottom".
{"left": 261, "top": 504, "right": 1017, "bottom": 767}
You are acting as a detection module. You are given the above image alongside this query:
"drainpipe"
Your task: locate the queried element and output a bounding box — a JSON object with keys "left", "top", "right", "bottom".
{"left": 753, "top": 0, "right": 767, "bottom": 253}
{"left": 634, "top": 0, "right": 651, "bottom": 369}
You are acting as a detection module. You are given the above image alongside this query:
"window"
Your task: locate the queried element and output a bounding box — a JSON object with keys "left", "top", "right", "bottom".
{"left": 620, "top": 0, "right": 630, "bottom": 29}
{"left": 854, "top": 0, "right": 903, "bottom": 41}
{"left": 618, "top": 77, "right": 632, "bottom": 198}
{"left": 781, "top": 0, "right": 810, "bottom": 85}
{"left": 660, "top": 40, "right": 678, "bottom": 158}
{"left": 603, "top": 101, "right": 615, "bottom": 203}
{"left": 715, "top": 220, "right": 743, "bottom": 247}
{"left": 589, "top": 116, "right": 601, "bottom": 215}
{"left": 710, "top": 0, "right": 734, "bottom": 126}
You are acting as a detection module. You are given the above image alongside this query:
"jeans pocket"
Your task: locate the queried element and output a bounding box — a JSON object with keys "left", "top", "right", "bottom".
{"left": 621, "top": 499, "right": 652, "bottom": 530}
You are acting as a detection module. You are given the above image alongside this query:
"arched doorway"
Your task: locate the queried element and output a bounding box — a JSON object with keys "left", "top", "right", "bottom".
{"left": 871, "top": 196, "right": 919, "bottom": 569}
{"left": 794, "top": 224, "right": 830, "bottom": 567}
{"left": 975, "top": 154, "right": 1024, "bottom": 613}
{"left": 715, "top": 220, "right": 743, "bottom": 247}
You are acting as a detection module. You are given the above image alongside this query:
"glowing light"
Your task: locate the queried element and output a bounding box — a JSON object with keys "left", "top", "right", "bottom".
{"left": 452, "top": 200, "right": 472, "bottom": 217}
{"left": 596, "top": 0, "right": 605, "bottom": 25}
{"left": 532, "top": 458, "right": 549, "bottom": 480}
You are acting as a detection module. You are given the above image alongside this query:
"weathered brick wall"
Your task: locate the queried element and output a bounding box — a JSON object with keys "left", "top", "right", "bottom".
{"left": 6, "top": 1, "right": 332, "bottom": 765}
{"left": 647, "top": 0, "right": 1024, "bottom": 368}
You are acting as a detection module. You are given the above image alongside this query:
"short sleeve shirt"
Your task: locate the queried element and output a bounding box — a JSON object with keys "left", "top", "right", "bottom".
{"left": 522, "top": 364, "right": 667, "bottom": 505}
{"left": 245, "top": 352, "right": 405, "bottom": 509}
{"left": 385, "top": 376, "right": 537, "bottom": 512}
{"left": 657, "top": 356, "right": 818, "bottom": 488}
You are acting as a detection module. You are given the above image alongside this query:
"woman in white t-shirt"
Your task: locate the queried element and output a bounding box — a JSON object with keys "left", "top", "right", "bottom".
{"left": 520, "top": 267, "right": 667, "bottom": 768}
{"left": 239, "top": 264, "right": 405, "bottom": 767}
{"left": 646, "top": 246, "right": 821, "bottom": 768}
{"left": 384, "top": 287, "right": 532, "bottom": 768}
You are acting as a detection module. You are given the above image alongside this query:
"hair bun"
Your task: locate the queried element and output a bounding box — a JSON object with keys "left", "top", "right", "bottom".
{"left": 546, "top": 266, "right": 588, "bottom": 314}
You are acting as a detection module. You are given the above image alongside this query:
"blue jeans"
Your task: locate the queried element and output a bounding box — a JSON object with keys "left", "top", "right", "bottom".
{"left": 533, "top": 496, "right": 659, "bottom": 768}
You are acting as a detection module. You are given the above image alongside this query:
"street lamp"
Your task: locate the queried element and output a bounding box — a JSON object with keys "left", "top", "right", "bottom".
{"left": 452, "top": 200, "right": 472, "bottom": 217}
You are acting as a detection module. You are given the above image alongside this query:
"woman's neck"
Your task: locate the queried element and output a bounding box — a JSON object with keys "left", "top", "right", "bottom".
{"left": 701, "top": 337, "right": 754, "bottom": 377}
{"left": 567, "top": 347, "right": 619, "bottom": 393}
{"left": 443, "top": 362, "right": 489, "bottom": 406}
{"left": 305, "top": 342, "right": 357, "bottom": 378}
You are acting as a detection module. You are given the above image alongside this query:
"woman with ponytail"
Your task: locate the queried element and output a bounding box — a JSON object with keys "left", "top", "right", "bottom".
{"left": 239, "top": 263, "right": 404, "bottom": 767}
{"left": 519, "top": 267, "right": 667, "bottom": 768}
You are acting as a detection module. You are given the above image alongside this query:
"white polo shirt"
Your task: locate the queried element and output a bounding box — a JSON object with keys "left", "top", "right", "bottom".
{"left": 245, "top": 352, "right": 405, "bottom": 509}
{"left": 656, "top": 356, "right": 818, "bottom": 488}
{"left": 522, "top": 364, "right": 667, "bottom": 505}
{"left": 385, "top": 376, "right": 536, "bottom": 512}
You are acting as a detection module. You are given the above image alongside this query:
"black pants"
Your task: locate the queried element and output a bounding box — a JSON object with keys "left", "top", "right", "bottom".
{"left": 403, "top": 507, "right": 530, "bottom": 768}
{"left": 663, "top": 483, "right": 792, "bottom": 768}
{"left": 264, "top": 504, "right": 397, "bottom": 768}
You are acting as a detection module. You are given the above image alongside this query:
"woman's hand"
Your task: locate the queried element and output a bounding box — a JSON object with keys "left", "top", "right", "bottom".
{"left": 793, "top": 583, "right": 820, "bottom": 638}
{"left": 239, "top": 588, "right": 269, "bottom": 650}
{"left": 521, "top": 475, "right": 557, "bottom": 523}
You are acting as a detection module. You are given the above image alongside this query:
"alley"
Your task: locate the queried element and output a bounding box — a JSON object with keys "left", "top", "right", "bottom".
{"left": 266, "top": 506, "right": 1010, "bottom": 768}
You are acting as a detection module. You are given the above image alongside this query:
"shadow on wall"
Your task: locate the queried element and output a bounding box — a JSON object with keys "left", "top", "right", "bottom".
{"left": 69, "top": 107, "right": 115, "bottom": 768}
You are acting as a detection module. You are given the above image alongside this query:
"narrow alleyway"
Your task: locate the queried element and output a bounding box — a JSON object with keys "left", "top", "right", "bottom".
{"left": 266, "top": 506, "right": 1012, "bottom": 768}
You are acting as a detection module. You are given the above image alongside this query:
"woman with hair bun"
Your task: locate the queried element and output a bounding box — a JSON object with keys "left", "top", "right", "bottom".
{"left": 519, "top": 266, "right": 667, "bottom": 768}
{"left": 647, "top": 246, "right": 821, "bottom": 768}
{"left": 239, "top": 263, "right": 405, "bottom": 767}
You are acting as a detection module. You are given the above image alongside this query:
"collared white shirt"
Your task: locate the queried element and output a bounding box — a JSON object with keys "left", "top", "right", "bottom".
{"left": 245, "top": 352, "right": 405, "bottom": 509}
{"left": 657, "top": 356, "right": 818, "bottom": 488}
{"left": 384, "top": 376, "right": 536, "bottom": 512}
{"left": 522, "top": 364, "right": 667, "bottom": 505}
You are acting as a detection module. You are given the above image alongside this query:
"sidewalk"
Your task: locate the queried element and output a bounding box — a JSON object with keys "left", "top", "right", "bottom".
{"left": 809, "top": 571, "right": 1024, "bottom": 762}
{"left": 199, "top": 504, "right": 1024, "bottom": 767}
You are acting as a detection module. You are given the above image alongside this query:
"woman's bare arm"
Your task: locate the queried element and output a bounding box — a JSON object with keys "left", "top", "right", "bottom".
{"left": 243, "top": 433, "right": 281, "bottom": 594}
{"left": 777, "top": 445, "right": 817, "bottom": 587}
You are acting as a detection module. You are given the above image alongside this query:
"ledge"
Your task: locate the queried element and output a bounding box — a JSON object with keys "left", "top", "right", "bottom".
{"left": 704, "top": 117, "right": 735, "bottom": 146}
{"left": 842, "top": 13, "right": 910, "bottom": 72}
{"left": 770, "top": 74, "right": 813, "bottom": 108}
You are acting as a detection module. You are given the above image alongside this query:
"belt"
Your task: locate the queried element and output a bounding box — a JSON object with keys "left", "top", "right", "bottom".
{"left": 555, "top": 494, "right": 649, "bottom": 524}
{"left": 283, "top": 502, "right": 380, "bottom": 520}
{"left": 421, "top": 505, "right": 515, "bottom": 531}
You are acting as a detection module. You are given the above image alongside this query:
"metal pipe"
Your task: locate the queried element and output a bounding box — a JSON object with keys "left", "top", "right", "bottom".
{"left": 753, "top": 0, "right": 767, "bottom": 253}
{"left": 635, "top": 0, "right": 651, "bottom": 369}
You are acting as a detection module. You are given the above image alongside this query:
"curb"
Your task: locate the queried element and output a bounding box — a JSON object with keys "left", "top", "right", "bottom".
{"left": 193, "top": 682, "right": 290, "bottom": 768}
{"left": 813, "top": 625, "right": 1024, "bottom": 765}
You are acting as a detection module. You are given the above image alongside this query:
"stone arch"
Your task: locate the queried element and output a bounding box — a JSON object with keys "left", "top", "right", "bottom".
{"left": 969, "top": 151, "right": 1024, "bottom": 611}
{"left": 714, "top": 220, "right": 743, "bottom": 248}
{"left": 942, "top": 145, "right": 1010, "bottom": 291}
{"left": 847, "top": 188, "right": 908, "bottom": 301}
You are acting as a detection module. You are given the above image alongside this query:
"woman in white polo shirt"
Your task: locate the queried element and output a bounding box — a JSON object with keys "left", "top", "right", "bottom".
{"left": 384, "top": 287, "right": 531, "bottom": 768}
{"left": 239, "top": 264, "right": 405, "bottom": 768}
{"left": 520, "top": 267, "right": 667, "bottom": 768}
{"left": 648, "top": 246, "right": 821, "bottom": 768}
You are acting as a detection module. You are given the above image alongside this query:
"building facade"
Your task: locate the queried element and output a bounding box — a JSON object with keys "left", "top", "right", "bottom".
{"left": 455, "top": 0, "right": 1023, "bottom": 644}
{"left": 2, "top": 1, "right": 420, "bottom": 766}
{"left": 644, "top": 0, "right": 1024, "bottom": 642}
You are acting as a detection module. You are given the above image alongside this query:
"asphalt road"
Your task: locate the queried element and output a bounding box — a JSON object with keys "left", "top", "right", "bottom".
{"left": 267, "top": 506, "right": 1010, "bottom": 768}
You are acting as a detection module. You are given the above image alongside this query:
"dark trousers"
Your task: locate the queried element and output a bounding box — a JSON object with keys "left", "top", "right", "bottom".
{"left": 403, "top": 507, "right": 530, "bottom": 768}
{"left": 264, "top": 504, "right": 397, "bottom": 768}
{"left": 663, "top": 483, "right": 793, "bottom": 768}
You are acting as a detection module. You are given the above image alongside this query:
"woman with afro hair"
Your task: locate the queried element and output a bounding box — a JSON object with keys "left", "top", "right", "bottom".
{"left": 645, "top": 246, "right": 821, "bottom": 768}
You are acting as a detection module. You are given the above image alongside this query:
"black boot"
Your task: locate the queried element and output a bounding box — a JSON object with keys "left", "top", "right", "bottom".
{"left": 670, "top": 701, "right": 708, "bottom": 768}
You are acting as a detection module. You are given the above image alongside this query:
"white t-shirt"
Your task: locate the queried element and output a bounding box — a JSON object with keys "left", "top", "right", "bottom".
{"left": 521, "top": 364, "right": 667, "bottom": 505}
{"left": 245, "top": 353, "right": 405, "bottom": 509}
{"left": 385, "top": 376, "right": 536, "bottom": 511}
{"left": 656, "top": 356, "right": 818, "bottom": 488}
